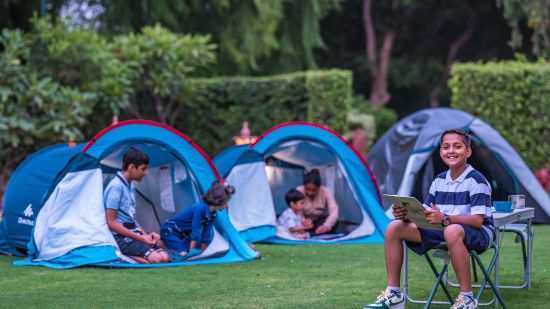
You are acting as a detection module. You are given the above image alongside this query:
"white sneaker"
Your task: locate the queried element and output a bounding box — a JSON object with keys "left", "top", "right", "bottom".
{"left": 450, "top": 295, "right": 478, "bottom": 309}
{"left": 363, "top": 290, "right": 405, "bottom": 309}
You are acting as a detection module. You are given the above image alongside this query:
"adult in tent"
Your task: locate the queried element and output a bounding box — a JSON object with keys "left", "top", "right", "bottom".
{"left": 296, "top": 169, "right": 339, "bottom": 235}
{"left": 367, "top": 108, "right": 550, "bottom": 223}
{"left": 104, "top": 147, "right": 171, "bottom": 264}
{"left": 214, "top": 122, "right": 390, "bottom": 244}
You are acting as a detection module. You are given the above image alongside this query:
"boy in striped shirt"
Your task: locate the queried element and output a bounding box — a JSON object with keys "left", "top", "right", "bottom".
{"left": 364, "top": 129, "right": 493, "bottom": 309}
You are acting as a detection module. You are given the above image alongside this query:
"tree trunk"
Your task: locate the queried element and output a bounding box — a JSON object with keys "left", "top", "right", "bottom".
{"left": 363, "top": 0, "right": 397, "bottom": 108}
{"left": 429, "top": 4, "right": 477, "bottom": 107}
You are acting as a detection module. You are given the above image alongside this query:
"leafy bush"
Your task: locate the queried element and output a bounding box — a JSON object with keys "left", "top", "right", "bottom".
{"left": 176, "top": 70, "right": 352, "bottom": 156}
{"left": 450, "top": 60, "right": 550, "bottom": 170}
{"left": 349, "top": 95, "right": 398, "bottom": 144}
{"left": 112, "top": 24, "right": 216, "bottom": 126}
{"left": 0, "top": 28, "right": 95, "bottom": 191}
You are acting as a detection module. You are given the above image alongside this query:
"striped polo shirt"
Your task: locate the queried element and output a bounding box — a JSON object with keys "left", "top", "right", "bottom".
{"left": 423, "top": 165, "right": 494, "bottom": 241}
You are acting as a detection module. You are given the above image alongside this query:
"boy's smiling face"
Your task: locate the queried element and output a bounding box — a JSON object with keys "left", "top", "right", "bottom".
{"left": 439, "top": 132, "right": 471, "bottom": 170}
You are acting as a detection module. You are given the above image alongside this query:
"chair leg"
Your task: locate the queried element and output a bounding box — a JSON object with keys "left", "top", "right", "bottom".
{"left": 424, "top": 254, "right": 454, "bottom": 308}
{"left": 471, "top": 249, "right": 509, "bottom": 309}
{"left": 471, "top": 255, "right": 478, "bottom": 282}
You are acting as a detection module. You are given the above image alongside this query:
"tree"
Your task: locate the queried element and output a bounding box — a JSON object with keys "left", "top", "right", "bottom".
{"left": 83, "top": 0, "right": 342, "bottom": 75}
{"left": 498, "top": 0, "right": 550, "bottom": 59}
{"left": 317, "top": 1, "right": 515, "bottom": 114}
{"left": 111, "top": 24, "right": 216, "bottom": 125}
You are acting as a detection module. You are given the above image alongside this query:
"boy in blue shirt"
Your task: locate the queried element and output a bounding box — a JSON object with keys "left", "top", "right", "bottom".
{"left": 104, "top": 147, "right": 171, "bottom": 264}
{"left": 364, "top": 129, "right": 494, "bottom": 309}
{"left": 159, "top": 181, "right": 236, "bottom": 258}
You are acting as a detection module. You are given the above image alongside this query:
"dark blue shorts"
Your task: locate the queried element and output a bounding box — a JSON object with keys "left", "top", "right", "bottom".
{"left": 114, "top": 234, "right": 155, "bottom": 259}
{"left": 160, "top": 225, "right": 191, "bottom": 254}
{"left": 405, "top": 224, "right": 492, "bottom": 255}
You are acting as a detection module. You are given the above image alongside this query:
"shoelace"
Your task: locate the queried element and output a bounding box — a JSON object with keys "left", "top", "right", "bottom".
{"left": 375, "top": 290, "right": 391, "bottom": 302}
{"left": 451, "top": 296, "right": 470, "bottom": 308}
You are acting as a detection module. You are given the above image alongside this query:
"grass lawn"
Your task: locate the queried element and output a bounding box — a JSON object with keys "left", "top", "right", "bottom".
{"left": 0, "top": 225, "right": 548, "bottom": 308}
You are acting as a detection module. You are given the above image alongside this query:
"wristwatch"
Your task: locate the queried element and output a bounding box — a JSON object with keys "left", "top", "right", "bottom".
{"left": 441, "top": 214, "right": 451, "bottom": 228}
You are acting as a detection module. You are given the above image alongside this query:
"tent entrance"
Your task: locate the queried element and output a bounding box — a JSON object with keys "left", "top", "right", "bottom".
{"left": 99, "top": 141, "right": 229, "bottom": 261}
{"left": 264, "top": 140, "right": 373, "bottom": 241}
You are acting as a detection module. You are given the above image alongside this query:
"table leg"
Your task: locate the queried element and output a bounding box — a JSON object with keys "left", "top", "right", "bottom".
{"left": 494, "top": 227, "right": 500, "bottom": 308}
{"left": 527, "top": 218, "right": 532, "bottom": 290}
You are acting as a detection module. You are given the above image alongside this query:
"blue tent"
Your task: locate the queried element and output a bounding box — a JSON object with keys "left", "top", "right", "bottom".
{"left": 0, "top": 143, "right": 85, "bottom": 256}
{"left": 1, "top": 120, "right": 258, "bottom": 268}
{"left": 214, "top": 121, "right": 389, "bottom": 244}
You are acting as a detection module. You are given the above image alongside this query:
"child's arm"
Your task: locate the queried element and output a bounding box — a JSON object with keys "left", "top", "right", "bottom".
{"left": 289, "top": 226, "right": 308, "bottom": 233}
{"left": 106, "top": 209, "right": 155, "bottom": 245}
{"left": 423, "top": 203, "right": 484, "bottom": 228}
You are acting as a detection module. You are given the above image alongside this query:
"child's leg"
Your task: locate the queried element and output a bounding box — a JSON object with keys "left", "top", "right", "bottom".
{"left": 444, "top": 224, "right": 471, "bottom": 292}
{"left": 384, "top": 220, "right": 422, "bottom": 287}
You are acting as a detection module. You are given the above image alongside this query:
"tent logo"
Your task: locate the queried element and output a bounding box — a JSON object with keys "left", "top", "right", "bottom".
{"left": 23, "top": 204, "right": 34, "bottom": 217}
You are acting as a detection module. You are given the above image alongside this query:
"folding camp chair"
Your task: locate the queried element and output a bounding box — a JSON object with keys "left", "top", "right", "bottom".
{"left": 446, "top": 223, "right": 532, "bottom": 290}
{"left": 402, "top": 242, "right": 508, "bottom": 309}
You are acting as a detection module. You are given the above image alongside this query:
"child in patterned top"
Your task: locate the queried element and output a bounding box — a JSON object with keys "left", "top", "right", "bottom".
{"left": 277, "top": 188, "right": 314, "bottom": 240}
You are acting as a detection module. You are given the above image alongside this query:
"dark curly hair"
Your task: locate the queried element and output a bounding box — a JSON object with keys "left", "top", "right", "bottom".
{"left": 203, "top": 181, "right": 236, "bottom": 206}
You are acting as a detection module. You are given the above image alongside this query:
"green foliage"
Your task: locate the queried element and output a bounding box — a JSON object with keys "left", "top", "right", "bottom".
{"left": 177, "top": 70, "right": 352, "bottom": 156}
{"left": 111, "top": 24, "right": 216, "bottom": 125}
{"left": 28, "top": 17, "right": 132, "bottom": 114}
{"left": 450, "top": 60, "right": 550, "bottom": 169}
{"left": 92, "top": 0, "right": 341, "bottom": 75}
{"left": 349, "top": 95, "right": 398, "bottom": 144}
{"left": 0, "top": 27, "right": 95, "bottom": 179}
{"left": 498, "top": 0, "right": 550, "bottom": 59}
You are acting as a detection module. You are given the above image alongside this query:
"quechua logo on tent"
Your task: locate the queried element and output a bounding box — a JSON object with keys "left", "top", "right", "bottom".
{"left": 18, "top": 204, "right": 35, "bottom": 226}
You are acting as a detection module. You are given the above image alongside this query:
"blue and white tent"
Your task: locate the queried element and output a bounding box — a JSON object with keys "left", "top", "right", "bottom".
{"left": 214, "top": 122, "right": 390, "bottom": 244}
{"left": 1, "top": 120, "right": 258, "bottom": 268}
{"left": 0, "top": 143, "right": 85, "bottom": 256}
{"left": 367, "top": 108, "right": 550, "bottom": 223}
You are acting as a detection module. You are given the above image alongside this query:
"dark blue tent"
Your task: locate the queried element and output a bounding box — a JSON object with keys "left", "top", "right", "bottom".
{"left": 0, "top": 143, "right": 84, "bottom": 255}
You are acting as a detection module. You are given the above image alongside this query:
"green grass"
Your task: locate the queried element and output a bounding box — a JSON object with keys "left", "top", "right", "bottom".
{"left": 1, "top": 225, "right": 548, "bottom": 308}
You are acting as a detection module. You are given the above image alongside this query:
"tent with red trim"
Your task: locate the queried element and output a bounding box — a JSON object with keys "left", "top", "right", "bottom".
{"left": 1, "top": 120, "right": 258, "bottom": 268}
{"left": 214, "top": 122, "right": 390, "bottom": 244}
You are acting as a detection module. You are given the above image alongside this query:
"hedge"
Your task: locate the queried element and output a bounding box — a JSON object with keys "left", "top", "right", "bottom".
{"left": 174, "top": 70, "right": 352, "bottom": 156}
{"left": 449, "top": 61, "right": 550, "bottom": 170}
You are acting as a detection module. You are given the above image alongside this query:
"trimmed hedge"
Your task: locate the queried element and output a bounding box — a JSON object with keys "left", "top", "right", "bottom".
{"left": 176, "top": 70, "right": 352, "bottom": 156}
{"left": 449, "top": 61, "right": 550, "bottom": 170}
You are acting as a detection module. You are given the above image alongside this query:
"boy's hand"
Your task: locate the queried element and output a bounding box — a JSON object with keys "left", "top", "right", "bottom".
{"left": 302, "top": 218, "right": 313, "bottom": 229}
{"left": 423, "top": 203, "right": 444, "bottom": 225}
{"left": 144, "top": 232, "right": 160, "bottom": 247}
{"left": 392, "top": 204, "right": 408, "bottom": 221}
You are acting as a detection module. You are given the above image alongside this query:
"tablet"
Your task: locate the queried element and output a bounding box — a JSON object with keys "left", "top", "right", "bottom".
{"left": 382, "top": 194, "right": 443, "bottom": 230}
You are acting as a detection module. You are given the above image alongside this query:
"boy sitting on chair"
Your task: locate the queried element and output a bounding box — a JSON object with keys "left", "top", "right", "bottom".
{"left": 364, "top": 129, "right": 494, "bottom": 309}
